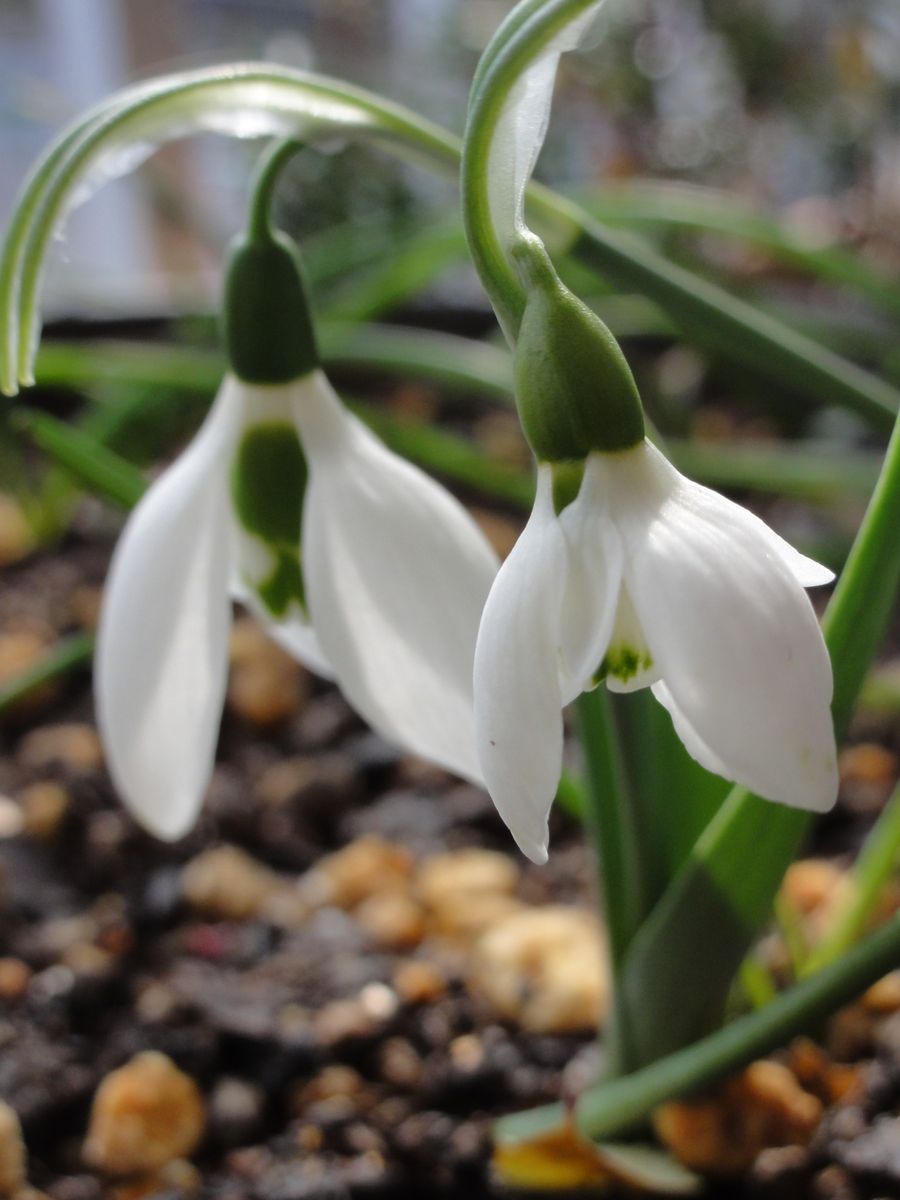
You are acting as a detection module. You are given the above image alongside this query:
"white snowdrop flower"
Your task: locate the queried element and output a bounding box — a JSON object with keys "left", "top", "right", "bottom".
{"left": 472, "top": 243, "right": 837, "bottom": 865}
{"left": 96, "top": 230, "right": 498, "bottom": 840}
{"left": 475, "top": 434, "right": 838, "bottom": 866}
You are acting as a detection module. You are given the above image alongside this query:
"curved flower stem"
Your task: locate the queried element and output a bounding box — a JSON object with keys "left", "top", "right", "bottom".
{"left": 0, "top": 64, "right": 460, "bottom": 394}
{"left": 3, "top": 61, "right": 898, "bottom": 433}
{"left": 574, "top": 910, "right": 900, "bottom": 1140}
{"left": 461, "top": 0, "right": 599, "bottom": 339}
{"left": 247, "top": 138, "right": 305, "bottom": 240}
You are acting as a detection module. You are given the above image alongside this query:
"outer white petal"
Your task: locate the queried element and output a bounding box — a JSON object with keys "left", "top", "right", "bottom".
{"left": 556, "top": 454, "right": 624, "bottom": 701}
{"left": 293, "top": 371, "right": 499, "bottom": 784}
{"left": 606, "top": 441, "right": 838, "bottom": 812}
{"left": 96, "top": 377, "right": 241, "bottom": 840}
{"left": 650, "top": 680, "right": 733, "bottom": 780}
{"left": 747, "top": 519, "right": 834, "bottom": 588}
{"left": 487, "top": 3, "right": 603, "bottom": 251}
{"left": 474, "top": 466, "right": 568, "bottom": 863}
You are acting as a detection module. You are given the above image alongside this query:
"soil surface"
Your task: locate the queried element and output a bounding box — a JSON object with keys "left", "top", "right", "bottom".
{"left": 0, "top": 521, "right": 898, "bottom": 1200}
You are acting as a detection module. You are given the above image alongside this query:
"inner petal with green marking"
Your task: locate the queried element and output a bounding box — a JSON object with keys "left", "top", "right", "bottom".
{"left": 231, "top": 421, "right": 309, "bottom": 618}
{"left": 594, "top": 586, "right": 655, "bottom": 692}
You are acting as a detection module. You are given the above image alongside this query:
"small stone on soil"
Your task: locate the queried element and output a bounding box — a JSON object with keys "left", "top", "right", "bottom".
{"left": 392, "top": 959, "right": 447, "bottom": 1005}
{"left": 18, "top": 724, "right": 103, "bottom": 774}
{"left": 181, "top": 844, "right": 282, "bottom": 922}
{"left": 354, "top": 890, "right": 426, "bottom": 949}
{"left": 654, "top": 1060, "right": 823, "bottom": 1176}
{"left": 470, "top": 906, "right": 607, "bottom": 1034}
{"left": 301, "top": 836, "right": 413, "bottom": 910}
{"left": 0, "top": 495, "right": 35, "bottom": 567}
{"left": 83, "top": 1051, "right": 205, "bottom": 1175}
{"left": 17, "top": 781, "right": 70, "bottom": 840}
{"left": 227, "top": 619, "right": 307, "bottom": 726}
{"left": 0, "top": 1099, "right": 27, "bottom": 1196}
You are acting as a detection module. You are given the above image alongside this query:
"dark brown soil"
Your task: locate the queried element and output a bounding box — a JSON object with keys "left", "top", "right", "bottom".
{"left": 0, "top": 530, "right": 898, "bottom": 1200}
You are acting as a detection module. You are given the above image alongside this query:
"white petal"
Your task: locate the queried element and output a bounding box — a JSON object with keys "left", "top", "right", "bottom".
{"left": 474, "top": 466, "right": 568, "bottom": 863}
{"left": 95, "top": 377, "right": 240, "bottom": 840}
{"left": 607, "top": 444, "right": 838, "bottom": 812}
{"left": 294, "top": 371, "right": 499, "bottom": 783}
{"left": 650, "top": 681, "right": 732, "bottom": 780}
{"left": 556, "top": 455, "right": 624, "bottom": 701}
{"left": 750, "top": 521, "right": 834, "bottom": 588}
{"left": 487, "top": 3, "right": 603, "bottom": 254}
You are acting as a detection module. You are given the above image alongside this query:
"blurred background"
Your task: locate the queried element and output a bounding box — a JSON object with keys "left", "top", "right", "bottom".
{"left": 1, "top": 0, "right": 899, "bottom": 320}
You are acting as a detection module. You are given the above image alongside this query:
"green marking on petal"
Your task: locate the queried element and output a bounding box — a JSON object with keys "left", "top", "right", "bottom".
{"left": 232, "top": 422, "right": 307, "bottom": 545}
{"left": 551, "top": 459, "right": 585, "bottom": 515}
{"left": 595, "top": 646, "right": 653, "bottom": 687}
{"left": 257, "top": 549, "right": 307, "bottom": 618}
{"left": 232, "top": 422, "right": 310, "bottom": 619}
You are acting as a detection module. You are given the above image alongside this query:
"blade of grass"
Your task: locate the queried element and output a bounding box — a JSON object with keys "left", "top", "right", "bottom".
{"left": 578, "top": 184, "right": 900, "bottom": 321}
{"left": 13, "top": 409, "right": 145, "bottom": 509}
{"left": 574, "top": 910, "right": 900, "bottom": 1141}
{"left": 34, "top": 341, "right": 883, "bottom": 507}
{"left": 805, "top": 783, "right": 900, "bottom": 973}
{"left": 0, "top": 631, "right": 94, "bottom": 716}
{"left": 565, "top": 216, "right": 898, "bottom": 433}
{"left": 321, "top": 222, "right": 468, "bottom": 323}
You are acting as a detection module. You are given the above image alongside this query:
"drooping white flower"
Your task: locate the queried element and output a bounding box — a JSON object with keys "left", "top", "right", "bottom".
{"left": 97, "top": 369, "right": 499, "bottom": 840}
{"left": 474, "top": 438, "right": 838, "bottom": 864}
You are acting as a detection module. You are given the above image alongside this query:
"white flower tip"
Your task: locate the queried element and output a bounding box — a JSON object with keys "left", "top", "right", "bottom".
{"left": 128, "top": 797, "right": 198, "bottom": 843}
{"left": 799, "top": 561, "right": 836, "bottom": 588}
{"left": 761, "top": 743, "right": 839, "bottom": 815}
{"left": 110, "top": 771, "right": 201, "bottom": 843}
{"left": 511, "top": 826, "right": 550, "bottom": 866}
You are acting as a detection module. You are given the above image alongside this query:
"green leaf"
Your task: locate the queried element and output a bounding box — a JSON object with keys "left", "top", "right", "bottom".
{"left": 0, "top": 631, "right": 94, "bottom": 717}
{"left": 613, "top": 689, "right": 730, "bottom": 907}
{"left": 609, "top": 408, "right": 900, "bottom": 1070}
{"left": 496, "top": 912, "right": 900, "bottom": 1149}
{"left": 568, "top": 218, "right": 898, "bottom": 433}
{"left": 805, "top": 783, "right": 900, "bottom": 972}
{"left": 596, "top": 1143, "right": 702, "bottom": 1195}
{"left": 13, "top": 409, "right": 145, "bottom": 509}
{"left": 579, "top": 182, "right": 900, "bottom": 321}
{"left": 322, "top": 222, "right": 468, "bottom": 323}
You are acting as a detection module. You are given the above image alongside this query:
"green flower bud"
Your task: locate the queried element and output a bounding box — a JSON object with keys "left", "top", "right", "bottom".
{"left": 512, "top": 238, "right": 644, "bottom": 461}
{"left": 223, "top": 230, "right": 319, "bottom": 384}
